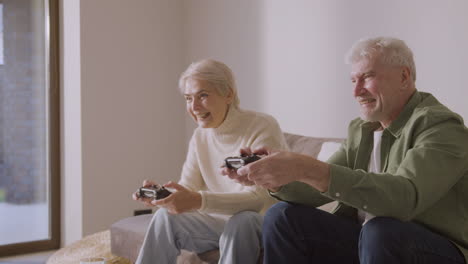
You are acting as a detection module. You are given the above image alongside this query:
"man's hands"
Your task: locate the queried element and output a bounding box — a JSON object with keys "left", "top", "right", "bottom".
{"left": 220, "top": 148, "right": 257, "bottom": 186}
{"left": 221, "top": 147, "right": 331, "bottom": 192}
{"left": 132, "top": 180, "right": 202, "bottom": 214}
{"left": 238, "top": 147, "right": 300, "bottom": 190}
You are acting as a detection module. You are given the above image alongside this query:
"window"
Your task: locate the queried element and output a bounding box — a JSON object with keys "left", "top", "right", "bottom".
{"left": 0, "top": 0, "right": 59, "bottom": 256}
{"left": 0, "top": 3, "right": 3, "bottom": 65}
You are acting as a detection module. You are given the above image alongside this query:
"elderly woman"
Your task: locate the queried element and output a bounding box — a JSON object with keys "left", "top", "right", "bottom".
{"left": 133, "top": 59, "right": 288, "bottom": 264}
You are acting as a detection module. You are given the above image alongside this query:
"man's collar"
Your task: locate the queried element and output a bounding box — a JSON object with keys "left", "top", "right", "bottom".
{"left": 386, "top": 91, "right": 421, "bottom": 137}
{"left": 360, "top": 91, "right": 422, "bottom": 137}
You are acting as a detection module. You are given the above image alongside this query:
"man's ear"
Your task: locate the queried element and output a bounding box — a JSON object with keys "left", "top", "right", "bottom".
{"left": 401, "top": 67, "right": 411, "bottom": 90}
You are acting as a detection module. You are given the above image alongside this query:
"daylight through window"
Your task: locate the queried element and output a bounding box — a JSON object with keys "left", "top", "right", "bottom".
{"left": 0, "top": 4, "right": 4, "bottom": 65}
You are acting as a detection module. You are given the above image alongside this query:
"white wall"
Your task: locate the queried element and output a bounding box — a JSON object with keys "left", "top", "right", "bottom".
{"left": 61, "top": 0, "right": 468, "bottom": 245}
{"left": 186, "top": 0, "right": 468, "bottom": 138}
{"left": 60, "top": 0, "right": 82, "bottom": 246}
{"left": 79, "top": 0, "right": 187, "bottom": 237}
{"left": 61, "top": 0, "right": 187, "bottom": 244}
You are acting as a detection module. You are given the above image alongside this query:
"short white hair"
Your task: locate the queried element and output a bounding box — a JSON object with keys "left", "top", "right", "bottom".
{"left": 345, "top": 37, "right": 417, "bottom": 82}
{"left": 178, "top": 59, "right": 240, "bottom": 109}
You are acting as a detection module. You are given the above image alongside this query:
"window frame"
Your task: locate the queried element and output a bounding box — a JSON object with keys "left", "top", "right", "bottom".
{"left": 0, "top": 0, "right": 60, "bottom": 256}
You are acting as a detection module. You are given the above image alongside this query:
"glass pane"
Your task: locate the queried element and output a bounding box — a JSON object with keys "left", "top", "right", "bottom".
{"left": 0, "top": 0, "right": 50, "bottom": 245}
{"left": 0, "top": 4, "right": 3, "bottom": 65}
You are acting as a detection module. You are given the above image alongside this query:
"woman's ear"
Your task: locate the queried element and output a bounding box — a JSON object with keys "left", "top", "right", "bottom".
{"left": 225, "top": 89, "right": 234, "bottom": 104}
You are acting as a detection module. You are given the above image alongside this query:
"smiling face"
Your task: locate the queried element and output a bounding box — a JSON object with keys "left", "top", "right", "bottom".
{"left": 184, "top": 78, "right": 233, "bottom": 128}
{"left": 350, "top": 56, "right": 410, "bottom": 128}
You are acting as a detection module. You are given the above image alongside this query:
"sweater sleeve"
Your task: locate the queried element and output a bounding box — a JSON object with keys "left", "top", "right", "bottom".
{"left": 178, "top": 132, "right": 206, "bottom": 192}
{"left": 249, "top": 116, "right": 289, "bottom": 151}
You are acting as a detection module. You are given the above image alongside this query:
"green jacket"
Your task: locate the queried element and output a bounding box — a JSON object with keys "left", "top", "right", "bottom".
{"left": 272, "top": 91, "right": 468, "bottom": 261}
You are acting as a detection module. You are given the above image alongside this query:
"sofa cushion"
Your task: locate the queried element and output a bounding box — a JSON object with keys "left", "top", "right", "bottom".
{"left": 284, "top": 132, "right": 343, "bottom": 158}
{"left": 111, "top": 214, "right": 152, "bottom": 262}
{"left": 317, "top": 142, "right": 342, "bottom": 161}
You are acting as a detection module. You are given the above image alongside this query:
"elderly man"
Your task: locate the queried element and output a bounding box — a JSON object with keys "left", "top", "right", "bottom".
{"left": 226, "top": 37, "right": 468, "bottom": 264}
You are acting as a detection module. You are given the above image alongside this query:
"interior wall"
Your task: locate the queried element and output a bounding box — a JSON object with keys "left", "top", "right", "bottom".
{"left": 79, "top": 0, "right": 186, "bottom": 237}
{"left": 187, "top": 0, "right": 468, "bottom": 138}
{"left": 60, "top": 0, "right": 82, "bottom": 246}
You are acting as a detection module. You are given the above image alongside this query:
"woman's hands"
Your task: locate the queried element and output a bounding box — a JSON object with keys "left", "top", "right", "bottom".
{"left": 132, "top": 180, "right": 202, "bottom": 214}
{"left": 132, "top": 179, "right": 158, "bottom": 207}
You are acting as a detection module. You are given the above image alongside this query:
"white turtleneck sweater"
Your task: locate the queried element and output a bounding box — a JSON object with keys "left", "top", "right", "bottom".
{"left": 178, "top": 107, "right": 288, "bottom": 216}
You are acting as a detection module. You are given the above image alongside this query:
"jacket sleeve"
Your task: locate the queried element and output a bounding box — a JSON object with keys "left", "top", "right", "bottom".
{"left": 268, "top": 141, "right": 348, "bottom": 207}
{"left": 269, "top": 181, "right": 334, "bottom": 207}
{"left": 325, "top": 115, "right": 468, "bottom": 221}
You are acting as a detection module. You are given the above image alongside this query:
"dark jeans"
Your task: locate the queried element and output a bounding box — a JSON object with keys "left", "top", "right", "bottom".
{"left": 262, "top": 202, "right": 465, "bottom": 264}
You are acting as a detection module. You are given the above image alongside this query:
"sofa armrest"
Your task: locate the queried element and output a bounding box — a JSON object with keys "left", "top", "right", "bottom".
{"left": 111, "top": 214, "right": 152, "bottom": 262}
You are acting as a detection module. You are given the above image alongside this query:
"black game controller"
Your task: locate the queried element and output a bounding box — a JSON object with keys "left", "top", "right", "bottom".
{"left": 137, "top": 184, "right": 172, "bottom": 200}
{"left": 224, "top": 154, "right": 261, "bottom": 169}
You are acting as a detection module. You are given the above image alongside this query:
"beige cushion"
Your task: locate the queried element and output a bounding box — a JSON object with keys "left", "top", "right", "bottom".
{"left": 283, "top": 132, "right": 343, "bottom": 158}
{"left": 111, "top": 214, "right": 151, "bottom": 262}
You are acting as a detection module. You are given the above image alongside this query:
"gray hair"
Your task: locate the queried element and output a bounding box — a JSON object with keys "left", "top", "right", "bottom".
{"left": 178, "top": 59, "right": 240, "bottom": 109}
{"left": 345, "top": 37, "right": 417, "bottom": 82}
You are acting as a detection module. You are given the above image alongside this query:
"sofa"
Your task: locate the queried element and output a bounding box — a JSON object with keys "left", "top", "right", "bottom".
{"left": 110, "top": 133, "right": 344, "bottom": 263}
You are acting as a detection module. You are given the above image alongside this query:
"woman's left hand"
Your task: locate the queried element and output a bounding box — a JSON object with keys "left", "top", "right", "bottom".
{"left": 152, "top": 181, "right": 202, "bottom": 214}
